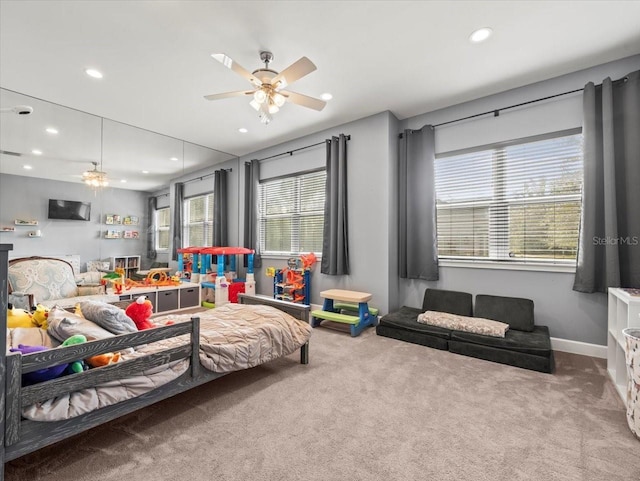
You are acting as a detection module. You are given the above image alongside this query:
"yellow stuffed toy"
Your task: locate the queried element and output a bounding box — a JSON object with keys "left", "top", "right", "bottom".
{"left": 7, "top": 303, "right": 37, "bottom": 328}
{"left": 31, "top": 304, "right": 50, "bottom": 329}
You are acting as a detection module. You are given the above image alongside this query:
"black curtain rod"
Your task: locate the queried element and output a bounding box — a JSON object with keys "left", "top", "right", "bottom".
{"left": 183, "top": 167, "right": 232, "bottom": 185}
{"left": 399, "top": 87, "right": 584, "bottom": 138}
{"left": 250, "top": 134, "right": 352, "bottom": 163}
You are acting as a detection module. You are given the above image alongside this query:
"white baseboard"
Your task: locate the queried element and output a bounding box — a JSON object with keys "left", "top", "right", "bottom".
{"left": 551, "top": 337, "right": 606, "bottom": 359}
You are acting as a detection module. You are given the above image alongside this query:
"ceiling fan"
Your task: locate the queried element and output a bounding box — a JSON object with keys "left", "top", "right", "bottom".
{"left": 204, "top": 51, "right": 326, "bottom": 124}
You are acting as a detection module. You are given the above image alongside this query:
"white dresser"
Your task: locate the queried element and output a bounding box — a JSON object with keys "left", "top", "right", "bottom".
{"left": 607, "top": 287, "right": 640, "bottom": 405}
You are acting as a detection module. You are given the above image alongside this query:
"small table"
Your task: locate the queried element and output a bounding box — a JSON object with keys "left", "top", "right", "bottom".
{"left": 311, "top": 289, "right": 378, "bottom": 337}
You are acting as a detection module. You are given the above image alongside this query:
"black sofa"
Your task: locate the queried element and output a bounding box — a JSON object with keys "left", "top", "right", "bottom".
{"left": 376, "top": 288, "right": 554, "bottom": 373}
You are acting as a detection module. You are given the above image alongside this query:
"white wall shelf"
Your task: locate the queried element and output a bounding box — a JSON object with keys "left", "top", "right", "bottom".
{"left": 607, "top": 287, "right": 640, "bottom": 406}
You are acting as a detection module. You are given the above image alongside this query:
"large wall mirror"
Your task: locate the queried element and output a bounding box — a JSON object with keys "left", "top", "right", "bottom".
{"left": 0, "top": 88, "right": 237, "bottom": 270}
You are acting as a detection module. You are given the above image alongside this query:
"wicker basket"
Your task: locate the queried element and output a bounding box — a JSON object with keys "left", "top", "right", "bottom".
{"left": 623, "top": 327, "right": 640, "bottom": 440}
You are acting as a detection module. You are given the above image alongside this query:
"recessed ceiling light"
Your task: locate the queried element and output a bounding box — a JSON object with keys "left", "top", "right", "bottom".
{"left": 170, "top": 157, "right": 179, "bottom": 161}
{"left": 238, "top": 128, "right": 248, "bottom": 133}
{"left": 120, "top": 179, "right": 127, "bottom": 183}
{"left": 85, "top": 68, "right": 103, "bottom": 79}
{"left": 23, "top": 165, "right": 32, "bottom": 170}
{"left": 142, "top": 170, "right": 149, "bottom": 174}
{"left": 45, "top": 127, "right": 58, "bottom": 134}
{"left": 31, "top": 149, "right": 42, "bottom": 155}
{"left": 469, "top": 27, "right": 493, "bottom": 43}
{"left": 321, "top": 93, "right": 333, "bottom": 101}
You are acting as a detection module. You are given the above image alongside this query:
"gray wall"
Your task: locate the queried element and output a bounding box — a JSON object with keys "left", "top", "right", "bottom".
{"left": 238, "top": 111, "right": 397, "bottom": 313}
{"left": 0, "top": 173, "right": 147, "bottom": 271}
{"left": 2, "top": 54, "right": 638, "bottom": 347}
{"left": 397, "top": 54, "right": 640, "bottom": 345}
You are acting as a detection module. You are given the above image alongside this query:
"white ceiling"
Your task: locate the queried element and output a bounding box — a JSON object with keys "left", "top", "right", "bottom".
{"left": 1, "top": 1, "right": 640, "bottom": 191}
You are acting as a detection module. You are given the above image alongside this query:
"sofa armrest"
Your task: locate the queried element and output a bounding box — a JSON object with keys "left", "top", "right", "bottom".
{"left": 8, "top": 292, "right": 35, "bottom": 310}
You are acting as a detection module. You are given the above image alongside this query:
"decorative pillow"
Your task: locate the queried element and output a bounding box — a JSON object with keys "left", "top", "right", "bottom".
{"left": 75, "top": 272, "right": 104, "bottom": 285}
{"left": 9, "top": 326, "right": 59, "bottom": 349}
{"left": 86, "top": 260, "right": 110, "bottom": 272}
{"left": 417, "top": 310, "right": 509, "bottom": 338}
{"left": 77, "top": 284, "right": 106, "bottom": 295}
{"left": 79, "top": 300, "right": 138, "bottom": 334}
{"left": 47, "top": 305, "right": 115, "bottom": 342}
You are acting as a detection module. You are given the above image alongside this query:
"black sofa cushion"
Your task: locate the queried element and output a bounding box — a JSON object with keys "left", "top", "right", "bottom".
{"left": 474, "top": 294, "right": 535, "bottom": 332}
{"left": 376, "top": 324, "right": 449, "bottom": 350}
{"left": 379, "top": 306, "right": 451, "bottom": 339}
{"left": 450, "top": 325, "right": 552, "bottom": 356}
{"left": 423, "top": 288, "right": 473, "bottom": 316}
{"left": 448, "top": 339, "right": 554, "bottom": 373}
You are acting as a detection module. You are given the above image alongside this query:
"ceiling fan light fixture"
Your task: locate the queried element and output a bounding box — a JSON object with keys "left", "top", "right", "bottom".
{"left": 249, "top": 99, "right": 261, "bottom": 111}
{"left": 268, "top": 103, "right": 279, "bottom": 114}
{"left": 273, "top": 92, "right": 286, "bottom": 107}
{"left": 82, "top": 161, "right": 109, "bottom": 188}
{"left": 253, "top": 89, "right": 267, "bottom": 104}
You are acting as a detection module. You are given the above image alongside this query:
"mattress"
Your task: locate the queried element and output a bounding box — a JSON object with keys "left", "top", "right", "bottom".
{"left": 10, "top": 303, "right": 312, "bottom": 421}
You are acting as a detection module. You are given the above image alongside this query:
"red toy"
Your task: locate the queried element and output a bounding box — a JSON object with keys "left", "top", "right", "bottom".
{"left": 125, "top": 296, "right": 155, "bottom": 330}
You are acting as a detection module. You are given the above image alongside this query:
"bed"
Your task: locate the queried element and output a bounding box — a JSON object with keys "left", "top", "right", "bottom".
{"left": 0, "top": 244, "right": 311, "bottom": 477}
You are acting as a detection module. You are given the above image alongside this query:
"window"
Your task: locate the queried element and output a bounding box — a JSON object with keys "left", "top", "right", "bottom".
{"left": 435, "top": 130, "right": 583, "bottom": 264}
{"left": 259, "top": 170, "right": 326, "bottom": 256}
{"left": 155, "top": 207, "right": 170, "bottom": 250}
{"left": 183, "top": 193, "right": 214, "bottom": 246}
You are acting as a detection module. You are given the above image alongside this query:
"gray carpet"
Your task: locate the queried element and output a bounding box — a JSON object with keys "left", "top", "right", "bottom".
{"left": 5, "top": 325, "right": 640, "bottom": 481}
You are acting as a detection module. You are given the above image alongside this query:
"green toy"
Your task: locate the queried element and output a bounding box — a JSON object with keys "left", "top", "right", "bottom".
{"left": 61, "top": 334, "right": 88, "bottom": 374}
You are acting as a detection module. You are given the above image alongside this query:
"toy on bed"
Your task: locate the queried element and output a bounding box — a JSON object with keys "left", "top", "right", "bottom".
{"left": 7, "top": 303, "right": 37, "bottom": 328}
{"left": 62, "top": 334, "right": 88, "bottom": 373}
{"left": 31, "top": 304, "right": 50, "bottom": 329}
{"left": 9, "top": 345, "right": 68, "bottom": 384}
{"left": 125, "top": 295, "right": 155, "bottom": 330}
{"left": 87, "top": 352, "right": 122, "bottom": 368}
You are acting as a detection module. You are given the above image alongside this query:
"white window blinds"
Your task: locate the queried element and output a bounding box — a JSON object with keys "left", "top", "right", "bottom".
{"left": 156, "top": 207, "right": 170, "bottom": 250}
{"left": 435, "top": 130, "right": 583, "bottom": 264}
{"left": 259, "top": 170, "right": 326, "bottom": 255}
{"left": 183, "top": 193, "right": 214, "bottom": 247}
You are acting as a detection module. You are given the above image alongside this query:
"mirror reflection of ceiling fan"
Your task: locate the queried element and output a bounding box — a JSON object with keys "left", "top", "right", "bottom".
{"left": 204, "top": 51, "right": 326, "bottom": 124}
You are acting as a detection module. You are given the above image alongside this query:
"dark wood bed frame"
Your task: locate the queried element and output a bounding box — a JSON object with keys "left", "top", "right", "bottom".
{"left": 0, "top": 244, "right": 309, "bottom": 480}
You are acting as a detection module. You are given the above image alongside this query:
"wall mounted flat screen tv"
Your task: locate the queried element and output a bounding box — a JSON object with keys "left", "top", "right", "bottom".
{"left": 48, "top": 199, "right": 91, "bottom": 221}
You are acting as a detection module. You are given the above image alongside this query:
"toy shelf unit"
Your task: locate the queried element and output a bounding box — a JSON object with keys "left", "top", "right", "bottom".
{"left": 177, "top": 246, "right": 256, "bottom": 308}
{"left": 274, "top": 268, "right": 311, "bottom": 304}
{"left": 111, "top": 255, "right": 141, "bottom": 279}
{"left": 113, "top": 282, "right": 201, "bottom": 314}
{"left": 607, "top": 287, "right": 640, "bottom": 406}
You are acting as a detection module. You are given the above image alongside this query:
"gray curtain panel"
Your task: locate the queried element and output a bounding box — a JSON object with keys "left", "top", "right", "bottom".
{"left": 171, "top": 182, "right": 184, "bottom": 261}
{"left": 398, "top": 126, "right": 439, "bottom": 280}
{"left": 243, "top": 160, "right": 261, "bottom": 268}
{"left": 321, "top": 134, "right": 350, "bottom": 275}
{"left": 146, "top": 195, "right": 157, "bottom": 259}
{"left": 573, "top": 70, "right": 640, "bottom": 293}
{"left": 213, "top": 169, "right": 228, "bottom": 247}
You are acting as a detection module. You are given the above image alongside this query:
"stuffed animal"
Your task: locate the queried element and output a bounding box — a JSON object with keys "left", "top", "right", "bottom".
{"left": 31, "top": 304, "right": 50, "bottom": 329}
{"left": 87, "top": 352, "right": 121, "bottom": 368}
{"left": 7, "top": 303, "right": 37, "bottom": 328}
{"left": 9, "top": 345, "right": 68, "bottom": 385}
{"left": 61, "top": 334, "right": 88, "bottom": 374}
{"left": 125, "top": 295, "right": 155, "bottom": 330}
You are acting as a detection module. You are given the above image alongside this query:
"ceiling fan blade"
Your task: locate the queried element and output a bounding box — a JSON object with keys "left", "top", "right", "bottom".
{"left": 204, "top": 90, "right": 255, "bottom": 101}
{"left": 271, "top": 57, "right": 317, "bottom": 89}
{"left": 211, "top": 53, "right": 261, "bottom": 87}
{"left": 281, "top": 91, "right": 326, "bottom": 111}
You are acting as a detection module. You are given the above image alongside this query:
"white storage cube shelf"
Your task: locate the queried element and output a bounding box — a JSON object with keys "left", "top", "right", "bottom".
{"left": 607, "top": 288, "right": 640, "bottom": 406}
